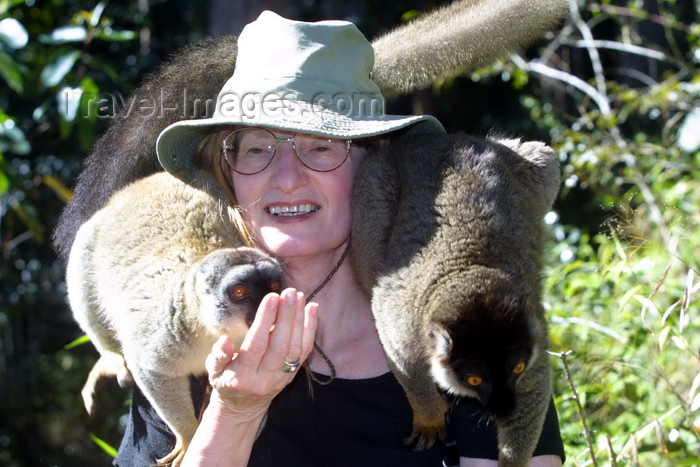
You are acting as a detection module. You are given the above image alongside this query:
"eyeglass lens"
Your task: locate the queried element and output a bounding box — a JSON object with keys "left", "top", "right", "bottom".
{"left": 222, "top": 128, "right": 350, "bottom": 174}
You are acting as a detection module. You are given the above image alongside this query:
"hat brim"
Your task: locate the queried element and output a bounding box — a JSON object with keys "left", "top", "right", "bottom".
{"left": 156, "top": 103, "right": 445, "bottom": 174}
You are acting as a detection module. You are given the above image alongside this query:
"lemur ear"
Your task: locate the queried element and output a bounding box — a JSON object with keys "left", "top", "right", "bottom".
{"left": 427, "top": 323, "right": 452, "bottom": 358}
{"left": 494, "top": 138, "right": 561, "bottom": 215}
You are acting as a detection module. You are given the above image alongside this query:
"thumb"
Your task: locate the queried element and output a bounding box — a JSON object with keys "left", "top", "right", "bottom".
{"left": 206, "top": 335, "right": 237, "bottom": 379}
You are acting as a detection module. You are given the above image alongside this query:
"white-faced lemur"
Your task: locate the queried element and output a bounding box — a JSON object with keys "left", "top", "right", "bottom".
{"left": 67, "top": 170, "right": 282, "bottom": 466}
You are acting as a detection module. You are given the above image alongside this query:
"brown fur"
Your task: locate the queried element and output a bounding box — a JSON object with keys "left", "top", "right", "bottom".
{"left": 350, "top": 133, "right": 560, "bottom": 465}
{"left": 372, "top": 0, "right": 568, "bottom": 97}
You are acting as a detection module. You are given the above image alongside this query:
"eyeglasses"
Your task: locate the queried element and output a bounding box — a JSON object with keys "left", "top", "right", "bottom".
{"left": 222, "top": 128, "right": 352, "bottom": 175}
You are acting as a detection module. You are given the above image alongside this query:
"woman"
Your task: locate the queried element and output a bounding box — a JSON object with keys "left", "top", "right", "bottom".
{"left": 115, "top": 11, "right": 565, "bottom": 466}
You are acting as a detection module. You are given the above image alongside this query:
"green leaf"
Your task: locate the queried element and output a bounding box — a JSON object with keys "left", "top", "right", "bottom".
{"left": 95, "top": 28, "right": 136, "bottom": 42}
{"left": 89, "top": 2, "right": 106, "bottom": 28}
{"left": 0, "top": 0, "right": 25, "bottom": 16}
{"left": 86, "top": 55, "right": 122, "bottom": 82}
{"left": 0, "top": 171, "right": 8, "bottom": 195}
{"left": 400, "top": 9, "right": 423, "bottom": 21}
{"left": 39, "top": 25, "right": 87, "bottom": 44}
{"left": 80, "top": 75, "right": 100, "bottom": 100}
{"left": 0, "top": 50, "right": 23, "bottom": 93}
{"left": 0, "top": 17, "right": 28, "bottom": 48}
{"left": 89, "top": 433, "right": 118, "bottom": 458}
{"left": 58, "top": 107, "right": 74, "bottom": 139}
{"left": 0, "top": 116, "right": 30, "bottom": 155}
{"left": 0, "top": 152, "right": 9, "bottom": 195}
{"left": 8, "top": 198, "right": 43, "bottom": 244}
{"left": 76, "top": 107, "right": 96, "bottom": 150}
{"left": 40, "top": 50, "right": 82, "bottom": 88}
{"left": 42, "top": 174, "right": 73, "bottom": 203}
{"left": 677, "top": 458, "right": 700, "bottom": 466}
{"left": 75, "top": 76, "right": 99, "bottom": 149}
{"left": 511, "top": 67, "right": 529, "bottom": 90}
{"left": 658, "top": 326, "right": 670, "bottom": 350}
{"left": 64, "top": 334, "right": 91, "bottom": 349}
{"left": 57, "top": 77, "right": 100, "bottom": 132}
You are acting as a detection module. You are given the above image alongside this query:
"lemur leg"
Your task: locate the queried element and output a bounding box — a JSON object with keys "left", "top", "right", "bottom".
{"left": 81, "top": 352, "right": 131, "bottom": 414}
{"left": 129, "top": 369, "right": 200, "bottom": 467}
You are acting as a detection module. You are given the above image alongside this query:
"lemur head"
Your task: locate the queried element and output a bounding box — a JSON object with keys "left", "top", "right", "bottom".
{"left": 194, "top": 247, "right": 282, "bottom": 333}
{"left": 427, "top": 293, "right": 538, "bottom": 420}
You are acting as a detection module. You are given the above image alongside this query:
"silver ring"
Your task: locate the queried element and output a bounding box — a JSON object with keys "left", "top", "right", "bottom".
{"left": 280, "top": 359, "right": 301, "bottom": 373}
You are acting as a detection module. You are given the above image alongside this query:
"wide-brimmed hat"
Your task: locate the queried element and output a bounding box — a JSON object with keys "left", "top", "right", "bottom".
{"left": 156, "top": 11, "right": 445, "bottom": 174}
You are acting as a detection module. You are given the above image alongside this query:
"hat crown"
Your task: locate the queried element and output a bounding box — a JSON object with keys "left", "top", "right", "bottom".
{"left": 155, "top": 11, "right": 444, "bottom": 175}
{"left": 218, "top": 11, "right": 384, "bottom": 118}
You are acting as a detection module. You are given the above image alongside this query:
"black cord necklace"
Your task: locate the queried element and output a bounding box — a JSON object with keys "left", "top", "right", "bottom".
{"left": 304, "top": 239, "right": 351, "bottom": 385}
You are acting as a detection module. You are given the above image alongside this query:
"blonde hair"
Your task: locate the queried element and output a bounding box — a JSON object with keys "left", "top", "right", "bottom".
{"left": 193, "top": 126, "right": 256, "bottom": 247}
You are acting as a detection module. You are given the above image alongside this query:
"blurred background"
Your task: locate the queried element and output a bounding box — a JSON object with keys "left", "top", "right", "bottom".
{"left": 0, "top": 0, "right": 698, "bottom": 465}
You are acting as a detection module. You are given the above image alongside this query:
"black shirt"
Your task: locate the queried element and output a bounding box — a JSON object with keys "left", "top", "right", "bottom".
{"left": 115, "top": 369, "right": 564, "bottom": 466}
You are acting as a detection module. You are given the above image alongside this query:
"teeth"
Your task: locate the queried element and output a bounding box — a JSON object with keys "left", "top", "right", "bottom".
{"left": 268, "top": 204, "right": 318, "bottom": 216}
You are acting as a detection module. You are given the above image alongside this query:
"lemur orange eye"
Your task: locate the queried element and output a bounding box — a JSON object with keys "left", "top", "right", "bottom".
{"left": 230, "top": 286, "right": 248, "bottom": 300}
{"left": 467, "top": 376, "right": 483, "bottom": 386}
{"left": 513, "top": 361, "right": 526, "bottom": 374}
{"left": 270, "top": 280, "right": 281, "bottom": 292}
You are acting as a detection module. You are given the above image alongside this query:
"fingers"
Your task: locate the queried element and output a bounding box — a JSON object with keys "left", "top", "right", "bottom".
{"left": 234, "top": 287, "right": 317, "bottom": 375}
{"left": 204, "top": 287, "right": 319, "bottom": 411}
{"left": 205, "top": 335, "right": 237, "bottom": 387}
{"left": 277, "top": 298, "right": 318, "bottom": 369}
{"left": 300, "top": 301, "right": 319, "bottom": 361}
{"left": 258, "top": 289, "right": 307, "bottom": 373}
{"left": 235, "top": 292, "right": 281, "bottom": 373}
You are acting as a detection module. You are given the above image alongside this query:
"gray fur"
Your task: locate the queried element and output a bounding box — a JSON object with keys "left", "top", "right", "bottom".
{"left": 67, "top": 170, "right": 281, "bottom": 466}
{"left": 372, "top": 0, "right": 569, "bottom": 97}
{"left": 52, "top": 0, "right": 568, "bottom": 263}
{"left": 351, "top": 133, "right": 560, "bottom": 465}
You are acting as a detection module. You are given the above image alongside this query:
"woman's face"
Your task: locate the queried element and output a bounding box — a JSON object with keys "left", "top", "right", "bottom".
{"left": 231, "top": 129, "right": 366, "bottom": 261}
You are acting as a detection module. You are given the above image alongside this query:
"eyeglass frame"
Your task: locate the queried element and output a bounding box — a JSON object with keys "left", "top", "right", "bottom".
{"left": 221, "top": 127, "right": 353, "bottom": 175}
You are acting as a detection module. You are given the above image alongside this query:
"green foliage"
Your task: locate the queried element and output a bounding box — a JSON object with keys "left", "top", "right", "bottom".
{"left": 547, "top": 220, "right": 699, "bottom": 465}
{"left": 89, "top": 432, "right": 119, "bottom": 458}
{"left": 502, "top": 1, "right": 700, "bottom": 464}
{"left": 0, "top": 0, "right": 205, "bottom": 465}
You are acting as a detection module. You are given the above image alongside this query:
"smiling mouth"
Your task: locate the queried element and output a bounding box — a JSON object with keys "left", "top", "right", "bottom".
{"left": 267, "top": 204, "right": 319, "bottom": 216}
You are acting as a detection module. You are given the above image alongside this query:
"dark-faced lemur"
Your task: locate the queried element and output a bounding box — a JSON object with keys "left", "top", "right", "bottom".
{"left": 66, "top": 170, "right": 282, "bottom": 466}
{"left": 52, "top": 0, "right": 568, "bottom": 263}
{"left": 351, "top": 133, "right": 560, "bottom": 466}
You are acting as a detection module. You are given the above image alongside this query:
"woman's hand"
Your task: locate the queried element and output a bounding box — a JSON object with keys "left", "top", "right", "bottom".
{"left": 182, "top": 288, "right": 317, "bottom": 466}
{"left": 205, "top": 287, "right": 318, "bottom": 419}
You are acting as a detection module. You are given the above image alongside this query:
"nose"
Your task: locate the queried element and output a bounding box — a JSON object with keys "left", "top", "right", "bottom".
{"left": 268, "top": 140, "right": 309, "bottom": 192}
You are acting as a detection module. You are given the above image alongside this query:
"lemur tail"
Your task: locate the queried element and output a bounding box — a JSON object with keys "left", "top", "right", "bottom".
{"left": 372, "top": 0, "right": 569, "bottom": 97}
